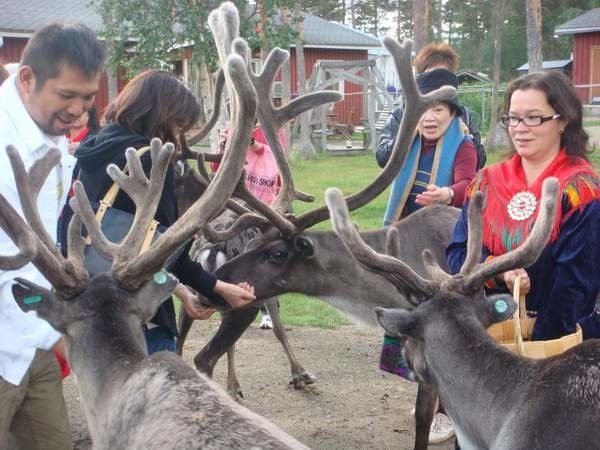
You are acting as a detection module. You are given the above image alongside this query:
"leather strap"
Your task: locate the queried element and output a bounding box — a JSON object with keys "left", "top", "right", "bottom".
{"left": 88, "top": 146, "right": 159, "bottom": 252}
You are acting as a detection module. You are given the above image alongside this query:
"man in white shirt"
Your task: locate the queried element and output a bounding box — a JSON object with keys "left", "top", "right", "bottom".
{"left": 0, "top": 23, "right": 104, "bottom": 450}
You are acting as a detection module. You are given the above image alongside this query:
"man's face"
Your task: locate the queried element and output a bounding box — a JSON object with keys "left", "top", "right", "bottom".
{"left": 18, "top": 65, "right": 101, "bottom": 136}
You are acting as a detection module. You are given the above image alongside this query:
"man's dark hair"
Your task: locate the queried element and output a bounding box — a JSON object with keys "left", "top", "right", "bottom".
{"left": 20, "top": 23, "right": 105, "bottom": 88}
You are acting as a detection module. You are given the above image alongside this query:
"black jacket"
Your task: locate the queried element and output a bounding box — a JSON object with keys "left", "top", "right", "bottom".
{"left": 60, "top": 123, "right": 218, "bottom": 336}
{"left": 376, "top": 105, "right": 486, "bottom": 169}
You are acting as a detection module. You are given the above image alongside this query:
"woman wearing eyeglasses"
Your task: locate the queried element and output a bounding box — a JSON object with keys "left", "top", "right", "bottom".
{"left": 446, "top": 70, "right": 600, "bottom": 341}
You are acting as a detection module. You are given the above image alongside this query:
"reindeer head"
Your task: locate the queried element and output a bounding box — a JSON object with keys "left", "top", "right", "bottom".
{"left": 325, "top": 177, "right": 559, "bottom": 384}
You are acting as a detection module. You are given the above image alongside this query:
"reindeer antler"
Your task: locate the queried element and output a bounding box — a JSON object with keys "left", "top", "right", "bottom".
{"left": 0, "top": 146, "right": 88, "bottom": 298}
{"left": 186, "top": 69, "right": 226, "bottom": 148}
{"left": 203, "top": 43, "right": 343, "bottom": 241}
{"left": 326, "top": 178, "right": 560, "bottom": 300}
{"left": 327, "top": 187, "right": 437, "bottom": 305}
{"left": 67, "top": 2, "right": 260, "bottom": 290}
{"left": 291, "top": 38, "right": 457, "bottom": 232}
{"left": 107, "top": 3, "right": 258, "bottom": 288}
{"left": 459, "top": 178, "right": 559, "bottom": 293}
{"left": 209, "top": 37, "right": 459, "bottom": 242}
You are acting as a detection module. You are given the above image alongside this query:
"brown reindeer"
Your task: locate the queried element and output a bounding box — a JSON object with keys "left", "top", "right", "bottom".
{"left": 1, "top": 3, "right": 321, "bottom": 448}
{"left": 325, "top": 178, "right": 600, "bottom": 449}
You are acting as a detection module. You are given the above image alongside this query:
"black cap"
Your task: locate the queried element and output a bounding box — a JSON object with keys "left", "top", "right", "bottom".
{"left": 416, "top": 68, "right": 462, "bottom": 116}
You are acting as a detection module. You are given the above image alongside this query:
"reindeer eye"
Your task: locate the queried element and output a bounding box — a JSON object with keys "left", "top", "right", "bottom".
{"left": 269, "top": 249, "right": 288, "bottom": 262}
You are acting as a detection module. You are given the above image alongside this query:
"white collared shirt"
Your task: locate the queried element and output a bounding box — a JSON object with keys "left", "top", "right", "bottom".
{"left": 0, "top": 75, "right": 72, "bottom": 385}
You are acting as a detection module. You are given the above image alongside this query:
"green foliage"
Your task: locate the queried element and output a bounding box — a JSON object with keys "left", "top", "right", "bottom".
{"left": 404, "top": 0, "right": 600, "bottom": 81}
{"left": 302, "top": 0, "right": 346, "bottom": 22}
{"left": 93, "top": 0, "right": 298, "bottom": 78}
{"left": 458, "top": 83, "right": 506, "bottom": 132}
{"left": 349, "top": 0, "right": 396, "bottom": 36}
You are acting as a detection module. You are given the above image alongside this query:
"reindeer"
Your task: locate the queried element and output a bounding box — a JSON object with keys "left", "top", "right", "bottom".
{"left": 180, "top": 37, "right": 461, "bottom": 449}
{"left": 0, "top": 4, "right": 330, "bottom": 448}
{"left": 326, "top": 178, "right": 600, "bottom": 449}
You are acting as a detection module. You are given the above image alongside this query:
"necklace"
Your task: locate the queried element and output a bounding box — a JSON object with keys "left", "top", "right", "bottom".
{"left": 507, "top": 191, "right": 537, "bottom": 221}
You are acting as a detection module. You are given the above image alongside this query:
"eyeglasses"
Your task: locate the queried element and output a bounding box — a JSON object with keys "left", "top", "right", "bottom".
{"left": 500, "top": 114, "right": 561, "bottom": 128}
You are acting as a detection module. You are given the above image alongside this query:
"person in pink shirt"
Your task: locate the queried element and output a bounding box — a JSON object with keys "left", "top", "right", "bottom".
{"left": 212, "top": 124, "right": 285, "bottom": 328}
{"left": 213, "top": 125, "right": 284, "bottom": 205}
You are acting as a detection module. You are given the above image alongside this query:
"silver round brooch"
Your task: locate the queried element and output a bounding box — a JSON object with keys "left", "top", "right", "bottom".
{"left": 507, "top": 191, "right": 538, "bottom": 221}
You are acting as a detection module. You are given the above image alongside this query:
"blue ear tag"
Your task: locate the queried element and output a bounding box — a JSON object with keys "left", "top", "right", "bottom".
{"left": 24, "top": 295, "right": 43, "bottom": 305}
{"left": 494, "top": 299, "right": 508, "bottom": 314}
{"left": 153, "top": 271, "right": 168, "bottom": 285}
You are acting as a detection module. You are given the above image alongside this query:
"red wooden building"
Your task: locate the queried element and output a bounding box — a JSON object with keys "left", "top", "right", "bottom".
{"left": 0, "top": 1, "right": 382, "bottom": 125}
{"left": 284, "top": 14, "right": 382, "bottom": 125}
{"left": 556, "top": 8, "right": 600, "bottom": 104}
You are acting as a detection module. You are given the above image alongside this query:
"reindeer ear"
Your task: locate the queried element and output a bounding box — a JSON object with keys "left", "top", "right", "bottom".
{"left": 483, "top": 294, "right": 517, "bottom": 326}
{"left": 130, "top": 271, "right": 179, "bottom": 322}
{"left": 293, "top": 236, "right": 314, "bottom": 258}
{"left": 375, "top": 307, "right": 416, "bottom": 337}
{"left": 12, "top": 277, "right": 69, "bottom": 332}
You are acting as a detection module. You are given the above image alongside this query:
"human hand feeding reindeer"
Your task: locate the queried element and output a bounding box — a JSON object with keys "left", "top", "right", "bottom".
{"left": 326, "top": 175, "right": 600, "bottom": 449}
{"left": 0, "top": 3, "right": 313, "bottom": 448}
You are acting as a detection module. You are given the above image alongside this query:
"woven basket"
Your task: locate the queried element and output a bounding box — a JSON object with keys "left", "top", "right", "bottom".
{"left": 487, "top": 275, "right": 582, "bottom": 359}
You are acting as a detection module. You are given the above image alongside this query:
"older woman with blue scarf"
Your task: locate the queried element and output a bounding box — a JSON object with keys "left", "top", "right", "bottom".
{"left": 383, "top": 68, "right": 478, "bottom": 225}
{"left": 380, "top": 67, "right": 478, "bottom": 445}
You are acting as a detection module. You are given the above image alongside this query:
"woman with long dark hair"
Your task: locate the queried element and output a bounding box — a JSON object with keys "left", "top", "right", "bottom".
{"left": 62, "top": 70, "right": 255, "bottom": 353}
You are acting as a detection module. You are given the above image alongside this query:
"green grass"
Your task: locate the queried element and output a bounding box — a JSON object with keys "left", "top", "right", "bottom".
{"left": 583, "top": 119, "right": 600, "bottom": 128}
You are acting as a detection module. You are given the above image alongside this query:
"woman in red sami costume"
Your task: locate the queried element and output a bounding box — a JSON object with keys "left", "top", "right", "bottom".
{"left": 447, "top": 71, "right": 600, "bottom": 340}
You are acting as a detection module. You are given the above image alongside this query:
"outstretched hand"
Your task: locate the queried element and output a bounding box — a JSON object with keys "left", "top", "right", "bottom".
{"left": 174, "top": 284, "right": 217, "bottom": 320}
{"left": 415, "top": 184, "right": 452, "bottom": 206}
{"left": 214, "top": 280, "right": 256, "bottom": 309}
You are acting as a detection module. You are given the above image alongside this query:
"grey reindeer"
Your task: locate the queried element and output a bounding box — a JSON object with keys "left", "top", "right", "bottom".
{"left": 327, "top": 177, "right": 600, "bottom": 450}
{"left": 2, "top": 4, "right": 313, "bottom": 449}
{"left": 209, "top": 38, "right": 459, "bottom": 449}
